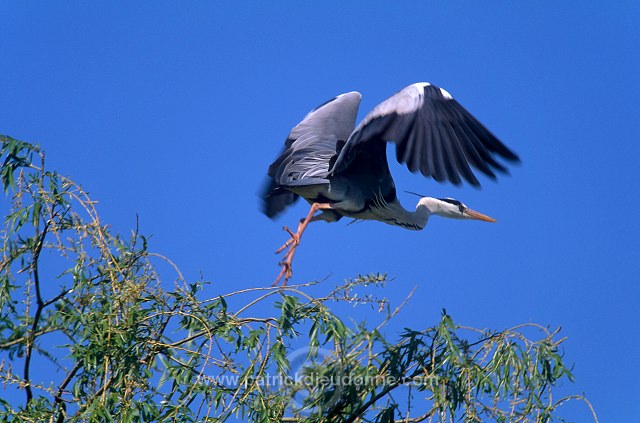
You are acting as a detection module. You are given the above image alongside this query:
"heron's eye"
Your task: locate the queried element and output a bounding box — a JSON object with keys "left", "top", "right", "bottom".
{"left": 458, "top": 204, "right": 466, "bottom": 213}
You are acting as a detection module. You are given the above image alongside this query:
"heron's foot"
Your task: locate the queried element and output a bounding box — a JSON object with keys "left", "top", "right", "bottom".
{"left": 272, "top": 203, "right": 333, "bottom": 286}
{"left": 273, "top": 226, "right": 301, "bottom": 286}
{"left": 273, "top": 253, "right": 295, "bottom": 286}
{"left": 275, "top": 226, "right": 299, "bottom": 254}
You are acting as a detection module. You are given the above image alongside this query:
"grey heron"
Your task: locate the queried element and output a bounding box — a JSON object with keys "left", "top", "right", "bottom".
{"left": 262, "top": 82, "right": 519, "bottom": 285}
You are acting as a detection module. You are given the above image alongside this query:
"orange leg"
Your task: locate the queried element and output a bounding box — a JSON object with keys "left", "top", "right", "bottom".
{"left": 273, "top": 203, "right": 334, "bottom": 286}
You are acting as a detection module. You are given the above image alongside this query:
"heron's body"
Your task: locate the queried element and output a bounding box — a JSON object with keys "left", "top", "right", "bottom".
{"left": 286, "top": 178, "right": 425, "bottom": 230}
{"left": 262, "top": 82, "right": 520, "bottom": 283}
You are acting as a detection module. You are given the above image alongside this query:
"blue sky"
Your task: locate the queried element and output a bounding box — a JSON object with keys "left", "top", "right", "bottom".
{"left": 2, "top": 1, "right": 639, "bottom": 421}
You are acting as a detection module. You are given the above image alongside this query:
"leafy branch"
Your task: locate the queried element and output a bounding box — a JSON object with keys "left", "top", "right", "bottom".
{"left": 0, "top": 136, "right": 598, "bottom": 422}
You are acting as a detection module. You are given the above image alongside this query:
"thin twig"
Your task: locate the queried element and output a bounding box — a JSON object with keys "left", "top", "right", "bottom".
{"left": 51, "top": 360, "right": 82, "bottom": 417}
{"left": 24, "top": 219, "right": 50, "bottom": 404}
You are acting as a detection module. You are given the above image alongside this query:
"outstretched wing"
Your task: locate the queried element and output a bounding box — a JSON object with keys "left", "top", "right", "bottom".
{"left": 330, "top": 82, "right": 520, "bottom": 186}
{"left": 262, "top": 91, "right": 362, "bottom": 218}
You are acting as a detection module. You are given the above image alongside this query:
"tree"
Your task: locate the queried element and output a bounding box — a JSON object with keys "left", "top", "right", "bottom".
{"left": 0, "top": 136, "right": 596, "bottom": 422}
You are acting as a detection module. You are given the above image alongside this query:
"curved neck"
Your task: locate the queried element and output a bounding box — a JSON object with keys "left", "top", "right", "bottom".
{"left": 407, "top": 202, "right": 431, "bottom": 230}
{"left": 372, "top": 199, "right": 431, "bottom": 230}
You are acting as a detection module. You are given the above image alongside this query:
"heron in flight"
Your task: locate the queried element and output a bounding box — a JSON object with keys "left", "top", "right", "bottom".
{"left": 262, "top": 82, "right": 519, "bottom": 285}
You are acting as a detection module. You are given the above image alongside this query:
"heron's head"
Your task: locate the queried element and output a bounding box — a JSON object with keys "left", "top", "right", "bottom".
{"left": 417, "top": 197, "right": 496, "bottom": 222}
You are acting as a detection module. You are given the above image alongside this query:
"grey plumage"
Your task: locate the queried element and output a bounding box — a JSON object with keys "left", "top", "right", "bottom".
{"left": 262, "top": 82, "right": 519, "bottom": 226}
{"left": 262, "top": 92, "right": 361, "bottom": 218}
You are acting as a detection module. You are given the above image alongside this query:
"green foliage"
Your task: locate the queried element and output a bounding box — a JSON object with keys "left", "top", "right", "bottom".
{"left": 0, "top": 136, "right": 596, "bottom": 422}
